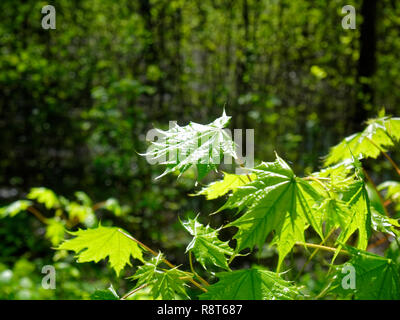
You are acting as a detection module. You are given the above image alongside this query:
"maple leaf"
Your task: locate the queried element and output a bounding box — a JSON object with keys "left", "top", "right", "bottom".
{"left": 45, "top": 218, "right": 66, "bottom": 246}
{"left": 193, "top": 172, "right": 256, "bottom": 200}
{"left": 335, "top": 180, "right": 372, "bottom": 251}
{"left": 27, "top": 187, "right": 60, "bottom": 209}
{"left": 219, "top": 154, "right": 324, "bottom": 270}
{"left": 90, "top": 285, "right": 119, "bottom": 300}
{"left": 329, "top": 247, "right": 400, "bottom": 300}
{"left": 142, "top": 111, "right": 237, "bottom": 180}
{"left": 130, "top": 254, "right": 189, "bottom": 300}
{"left": 324, "top": 116, "right": 400, "bottom": 166}
{"left": 182, "top": 217, "right": 233, "bottom": 270}
{"left": 58, "top": 225, "right": 143, "bottom": 276}
{"left": 0, "top": 200, "right": 32, "bottom": 217}
{"left": 200, "top": 267, "right": 302, "bottom": 300}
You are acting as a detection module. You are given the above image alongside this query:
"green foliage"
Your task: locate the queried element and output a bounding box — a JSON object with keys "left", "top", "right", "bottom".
{"left": 371, "top": 209, "right": 400, "bottom": 237}
{"left": 103, "top": 198, "right": 125, "bottom": 217}
{"left": 325, "top": 116, "right": 400, "bottom": 166}
{"left": 182, "top": 217, "right": 233, "bottom": 270}
{"left": 3, "top": 112, "right": 400, "bottom": 300}
{"left": 27, "top": 188, "right": 60, "bottom": 210}
{"left": 329, "top": 247, "right": 400, "bottom": 300}
{"left": 2, "top": 0, "right": 400, "bottom": 301}
{"left": 219, "top": 155, "right": 324, "bottom": 269}
{"left": 58, "top": 225, "right": 144, "bottom": 276}
{"left": 45, "top": 219, "right": 66, "bottom": 246}
{"left": 200, "top": 267, "right": 301, "bottom": 300}
{"left": 90, "top": 285, "right": 119, "bottom": 300}
{"left": 130, "top": 255, "right": 189, "bottom": 300}
{"left": 142, "top": 112, "right": 237, "bottom": 180}
{"left": 379, "top": 181, "right": 400, "bottom": 211}
{"left": 0, "top": 200, "right": 32, "bottom": 217}
{"left": 194, "top": 172, "right": 256, "bottom": 200}
{"left": 335, "top": 180, "right": 372, "bottom": 250}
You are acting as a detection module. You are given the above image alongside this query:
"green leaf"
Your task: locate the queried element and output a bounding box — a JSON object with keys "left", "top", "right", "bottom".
{"left": 312, "top": 158, "right": 359, "bottom": 192}
{"left": 200, "top": 267, "right": 301, "bottom": 300}
{"left": 27, "top": 187, "right": 60, "bottom": 209}
{"left": 45, "top": 218, "right": 66, "bottom": 246}
{"left": 142, "top": 111, "right": 237, "bottom": 180}
{"left": 371, "top": 208, "right": 400, "bottom": 237}
{"left": 182, "top": 217, "right": 233, "bottom": 270}
{"left": 0, "top": 200, "right": 32, "bottom": 217}
{"left": 66, "top": 202, "right": 94, "bottom": 223}
{"left": 90, "top": 285, "right": 119, "bottom": 300}
{"left": 336, "top": 181, "right": 372, "bottom": 250}
{"left": 315, "top": 198, "right": 352, "bottom": 237}
{"left": 130, "top": 254, "right": 188, "bottom": 300}
{"left": 58, "top": 225, "right": 144, "bottom": 276}
{"left": 103, "top": 198, "right": 123, "bottom": 216}
{"left": 193, "top": 172, "right": 256, "bottom": 200}
{"left": 220, "top": 154, "right": 323, "bottom": 269}
{"left": 329, "top": 247, "right": 400, "bottom": 299}
{"left": 74, "top": 191, "right": 92, "bottom": 207}
{"left": 379, "top": 181, "right": 400, "bottom": 211}
{"left": 324, "top": 116, "right": 400, "bottom": 166}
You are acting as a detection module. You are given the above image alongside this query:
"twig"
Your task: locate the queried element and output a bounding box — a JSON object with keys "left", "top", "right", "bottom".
{"left": 189, "top": 251, "right": 210, "bottom": 287}
{"left": 120, "top": 283, "right": 148, "bottom": 300}
{"left": 366, "top": 136, "right": 400, "bottom": 176}
{"left": 295, "top": 241, "right": 349, "bottom": 255}
{"left": 295, "top": 228, "right": 335, "bottom": 281}
{"left": 27, "top": 206, "right": 48, "bottom": 224}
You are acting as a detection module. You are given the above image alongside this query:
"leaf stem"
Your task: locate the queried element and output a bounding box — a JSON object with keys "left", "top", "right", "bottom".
{"left": 304, "top": 176, "right": 331, "bottom": 197}
{"left": 295, "top": 228, "right": 336, "bottom": 281}
{"left": 92, "top": 201, "right": 106, "bottom": 211}
{"left": 118, "top": 229, "right": 208, "bottom": 292}
{"left": 120, "top": 283, "right": 148, "bottom": 300}
{"left": 188, "top": 251, "right": 210, "bottom": 287}
{"left": 295, "top": 241, "right": 349, "bottom": 255}
{"left": 27, "top": 206, "right": 48, "bottom": 224}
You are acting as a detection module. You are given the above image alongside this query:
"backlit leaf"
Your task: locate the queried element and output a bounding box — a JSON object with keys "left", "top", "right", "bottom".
{"left": 200, "top": 267, "right": 301, "bottom": 300}
{"left": 324, "top": 116, "right": 400, "bottom": 166}
{"left": 58, "top": 225, "right": 144, "bottom": 276}
{"left": 182, "top": 217, "right": 233, "bottom": 270}
{"left": 194, "top": 172, "right": 256, "bottom": 200}
{"left": 0, "top": 200, "right": 32, "bottom": 217}
{"left": 45, "top": 218, "right": 66, "bottom": 246}
{"left": 27, "top": 187, "right": 60, "bottom": 210}
{"left": 130, "top": 254, "right": 189, "bottom": 300}
{"left": 142, "top": 111, "right": 237, "bottom": 180}
{"left": 90, "top": 285, "right": 119, "bottom": 300}
{"left": 220, "top": 154, "right": 324, "bottom": 269}
{"left": 329, "top": 247, "right": 400, "bottom": 300}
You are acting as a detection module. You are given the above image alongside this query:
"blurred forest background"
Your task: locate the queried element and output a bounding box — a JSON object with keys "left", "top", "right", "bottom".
{"left": 0, "top": 0, "right": 400, "bottom": 299}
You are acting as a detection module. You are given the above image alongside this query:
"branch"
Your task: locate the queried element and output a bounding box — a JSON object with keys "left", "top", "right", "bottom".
{"left": 295, "top": 241, "right": 349, "bottom": 255}
{"left": 189, "top": 251, "right": 210, "bottom": 287}
{"left": 27, "top": 206, "right": 48, "bottom": 224}
{"left": 120, "top": 283, "right": 148, "bottom": 300}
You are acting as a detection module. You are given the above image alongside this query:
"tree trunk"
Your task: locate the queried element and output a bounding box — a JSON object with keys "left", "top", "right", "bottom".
{"left": 353, "top": 0, "right": 378, "bottom": 130}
